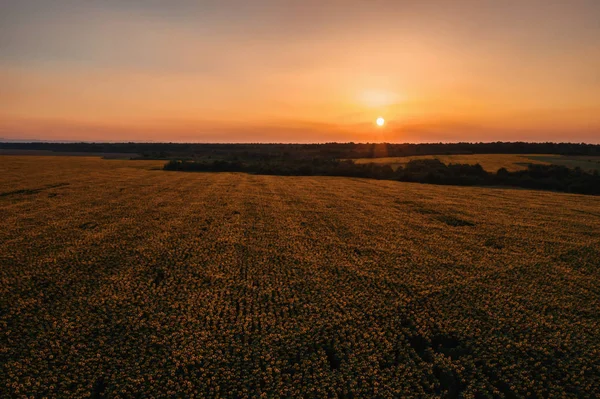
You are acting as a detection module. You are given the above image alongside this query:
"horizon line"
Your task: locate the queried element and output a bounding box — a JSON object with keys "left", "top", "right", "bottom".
{"left": 2, "top": 140, "right": 600, "bottom": 146}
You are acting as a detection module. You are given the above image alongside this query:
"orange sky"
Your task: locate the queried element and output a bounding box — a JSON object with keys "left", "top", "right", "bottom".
{"left": 1, "top": 1, "right": 600, "bottom": 143}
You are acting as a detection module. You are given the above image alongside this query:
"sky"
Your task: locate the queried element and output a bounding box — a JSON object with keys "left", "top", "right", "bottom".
{"left": 1, "top": 0, "right": 600, "bottom": 143}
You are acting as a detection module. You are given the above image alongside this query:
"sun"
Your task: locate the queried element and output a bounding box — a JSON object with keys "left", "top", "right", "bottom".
{"left": 376, "top": 117, "right": 385, "bottom": 126}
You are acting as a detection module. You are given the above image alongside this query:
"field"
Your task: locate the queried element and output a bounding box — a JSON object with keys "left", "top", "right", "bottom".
{"left": 526, "top": 155, "right": 600, "bottom": 172}
{"left": 1, "top": 156, "right": 600, "bottom": 398}
{"left": 0, "top": 149, "right": 138, "bottom": 159}
{"left": 351, "top": 154, "right": 600, "bottom": 172}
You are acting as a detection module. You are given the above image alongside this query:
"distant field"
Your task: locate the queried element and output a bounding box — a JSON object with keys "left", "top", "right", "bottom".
{"left": 351, "top": 153, "right": 600, "bottom": 172}
{"left": 1, "top": 156, "right": 599, "bottom": 398}
{"left": 526, "top": 154, "right": 600, "bottom": 172}
{"left": 0, "top": 149, "right": 138, "bottom": 159}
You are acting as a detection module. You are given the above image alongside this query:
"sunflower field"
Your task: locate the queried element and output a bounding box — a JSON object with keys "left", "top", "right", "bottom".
{"left": 1, "top": 156, "right": 599, "bottom": 398}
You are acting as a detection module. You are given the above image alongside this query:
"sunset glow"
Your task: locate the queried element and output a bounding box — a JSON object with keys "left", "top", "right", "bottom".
{"left": 1, "top": 1, "right": 600, "bottom": 143}
{"left": 376, "top": 117, "right": 385, "bottom": 127}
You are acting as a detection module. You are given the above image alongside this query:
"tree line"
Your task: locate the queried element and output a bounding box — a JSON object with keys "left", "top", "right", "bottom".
{"left": 2, "top": 141, "right": 600, "bottom": 159}
{"left": 164, "top": 158, "right": 600, "bottom": 195}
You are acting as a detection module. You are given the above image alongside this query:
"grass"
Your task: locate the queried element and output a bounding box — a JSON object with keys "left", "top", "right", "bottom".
{"left": 350, "top": 153, "right": 600, "bottom": 172}
{"left": 1, "top": 156, "right": 599, "bottom": 398}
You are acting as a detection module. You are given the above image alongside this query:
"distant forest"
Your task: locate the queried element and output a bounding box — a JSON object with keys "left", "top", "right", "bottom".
{"left": 2, "top": 141, "right": 600, "bottom": 159}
